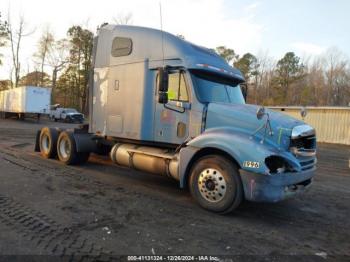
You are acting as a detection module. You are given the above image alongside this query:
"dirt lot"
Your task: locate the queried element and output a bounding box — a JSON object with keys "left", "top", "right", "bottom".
{"left": 0, "top": 118, "right": 349, "bottom": 261}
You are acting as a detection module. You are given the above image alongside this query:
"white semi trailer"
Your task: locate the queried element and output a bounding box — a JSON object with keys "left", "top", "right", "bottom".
{"left": 0, "top": 86, "right": 51, "bottom": 120}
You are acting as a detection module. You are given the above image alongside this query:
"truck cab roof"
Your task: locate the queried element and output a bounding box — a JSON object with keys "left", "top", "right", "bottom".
{"left": 95, "top": 25, "right": 244, "bottom": 82}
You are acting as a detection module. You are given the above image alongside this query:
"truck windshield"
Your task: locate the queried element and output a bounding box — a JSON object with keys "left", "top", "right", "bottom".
{"left": 191, "top": 70, "right": 245, "bottom": 104}
{"left": 66, "top": 109, "right": 77, "bottom": 113}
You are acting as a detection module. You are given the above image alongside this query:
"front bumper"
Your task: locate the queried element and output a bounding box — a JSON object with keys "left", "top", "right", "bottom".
{"left": 67, "top": 115, "right": 84, "bottom": 122}
{"left": 239, "top": 168, "right": 316, "bottom": 202}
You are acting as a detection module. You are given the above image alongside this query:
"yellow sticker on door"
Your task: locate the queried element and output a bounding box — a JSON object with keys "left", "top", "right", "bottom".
{"left": 243, "top": 161, "right": 260, "bottom": 168}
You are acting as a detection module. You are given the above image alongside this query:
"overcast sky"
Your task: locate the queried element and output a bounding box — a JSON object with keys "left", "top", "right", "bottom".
{"left": 0, "top": 0, "right": 349, "bottom": 80}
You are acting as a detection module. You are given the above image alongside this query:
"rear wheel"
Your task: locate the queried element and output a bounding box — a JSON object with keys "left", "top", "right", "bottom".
{"left": 57, "top": 131, "right": 90, "bottom": 165}
{"left": 39, "top": 127, "right": 59, "bottom": 159}
{"left": 189, "top": 155, "right": 243, "bottom": 214}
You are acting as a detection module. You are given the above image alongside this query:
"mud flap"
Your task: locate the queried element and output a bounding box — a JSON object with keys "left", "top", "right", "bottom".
{"left": 73, "top": 133, "right": 98, "bottom": 153}
{"left": 34, "top": 130, "right": 41, "bottom": 152}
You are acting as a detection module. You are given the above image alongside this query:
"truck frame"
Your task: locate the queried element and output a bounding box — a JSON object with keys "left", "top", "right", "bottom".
{"left": 35, "top": 25, "right": 317, "bottom": 213}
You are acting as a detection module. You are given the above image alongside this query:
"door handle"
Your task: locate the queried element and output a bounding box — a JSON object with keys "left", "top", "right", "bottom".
{"left": 167, "top": 101, "right": 191, "bottom": 110}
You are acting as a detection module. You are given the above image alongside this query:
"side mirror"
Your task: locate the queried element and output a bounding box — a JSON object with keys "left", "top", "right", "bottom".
{"left": 157, "top": 67, "right": 169, "bottom": 92}
{"left": 300, "top": 107, "right": 307, "bottom": 119}
{"left": 158, "top": 92, "right": 168, "bottom": 104}
{"left": 256, "top": 106, "right": 265, "bottom": 120}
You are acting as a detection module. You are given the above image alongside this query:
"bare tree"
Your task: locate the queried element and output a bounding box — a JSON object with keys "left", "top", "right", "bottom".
{"left": 46, "top": 38, "right": 69, "bottom": 100}
{"left": 302, "top": 57, "right": 325, "bottom": 105}
{"left": 253, "top": 50, "right": 275, "bottom": 105}
{"left": 34, "top": 26, "right": 54, "bottom": 86}
{"left": 0, "top": 12, "right": 8, "bottom": 66}
{"left": 7, "top": 13, "right": 35, "bottom": 87}
{"left": 113, "top": 12, "right": 133, "bottom": 25}
{"left": 322, "top": 47, "right": 349, "bottom": 105}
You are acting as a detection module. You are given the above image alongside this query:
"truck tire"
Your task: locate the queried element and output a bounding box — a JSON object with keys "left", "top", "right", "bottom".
{"left": 39, "top": 127, "right": 59, "bottom": 159}
{"left": 189, "top": 155, "right": 243, "bottom": 214}
{"left": 57, "top": 131, "right": 90, "bottom": 165}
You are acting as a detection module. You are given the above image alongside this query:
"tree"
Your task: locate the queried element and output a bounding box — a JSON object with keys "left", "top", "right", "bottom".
{"left": 234, "top": 53, "right": 258, "bottom": 78}
{"left": 322, "top": 48, "right": 349, "bottom": 106}
{"left": 215, "top": 46, "right": 238, "bottom": 64}
{"left": 0, "top": 80, "right": 12, "bottom": 91}
{"left": 34, "top": 27, "right": 54, "bottom": 86}
{"left": 274, "top": 52, "right": 305, "bottom": 104}
{"left": 113, "top": 12, "right": 133, "bottom": 25}
{"left": 234, "top": 53, "right": 259, "bottom": 103}
{"left": 0, "top": 12, "right": 8, "bottom": 65}
{"left": 298, "top": 58, "right": 323, "bottom": 106}
{"left": 7, "top": 14, "right": 35, "bottom": 87}
{"left": 46, "top": 38, "right": 69, "bottom": 101}
{"left": 55, "top": 68, "right": 72, "bottom": 107}
{"left": 253, "top": 51, "right": 276, "bottom": 105}
{"left": 19, "top": 71, "right": 51, "bottom": 87}
{"left": 61, "top": 25, "right": 93, "bottom": 112}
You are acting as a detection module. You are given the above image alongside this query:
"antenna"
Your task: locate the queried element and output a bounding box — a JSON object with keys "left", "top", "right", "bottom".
{"left": 159, "top": 2, "right": 165, "bottom": 67}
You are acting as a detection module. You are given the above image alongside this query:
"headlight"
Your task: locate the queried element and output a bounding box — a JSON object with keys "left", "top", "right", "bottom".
{"left": 265, "top": 155, "right": 296, "bottom": 174}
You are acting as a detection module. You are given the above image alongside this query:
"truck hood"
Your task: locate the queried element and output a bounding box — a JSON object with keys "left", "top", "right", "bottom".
{"left": 66, "top": 113, "right": 83, "bottom": 116}
{"left": 205, "top": 103, "right": 304, "bottom": 150}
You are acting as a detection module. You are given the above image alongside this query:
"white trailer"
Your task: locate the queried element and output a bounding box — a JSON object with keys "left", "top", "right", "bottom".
{"left": 0, "top": 86, "right": 51, "bottom": 120}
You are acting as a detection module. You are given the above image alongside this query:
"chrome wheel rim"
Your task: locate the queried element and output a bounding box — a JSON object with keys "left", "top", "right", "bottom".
{"left": 41, "top": 134, "right": 50, "bottom": 153}
{"left": 198, "top": 168, "right": 227, "bottom": 203}
{"left": 59, "top": 137, "right": 71, "bottom": 159}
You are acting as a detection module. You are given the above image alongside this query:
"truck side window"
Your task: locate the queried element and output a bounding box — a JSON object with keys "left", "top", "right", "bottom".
{"left": 168, "top": 72, "right": 189, "bottom": 102}
{"left": 111, "top": 37, "right": 133, "bottom": 57}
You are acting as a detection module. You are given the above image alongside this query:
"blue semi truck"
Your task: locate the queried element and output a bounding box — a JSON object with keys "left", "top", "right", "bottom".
{"left": 36, "top": 25, "right": 317, "bottom": 213}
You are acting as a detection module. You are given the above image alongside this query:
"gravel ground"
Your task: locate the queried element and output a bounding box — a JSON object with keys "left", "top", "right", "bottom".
{"left": 0, "top": 118, "right": 349, "bottom": 262}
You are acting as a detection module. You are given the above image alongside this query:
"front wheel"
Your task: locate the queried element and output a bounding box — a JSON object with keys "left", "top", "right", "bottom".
{"left": 189, "top": 155, "right": 243, "bottom": 214}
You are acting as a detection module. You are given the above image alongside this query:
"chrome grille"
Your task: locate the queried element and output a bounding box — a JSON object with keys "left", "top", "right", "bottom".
{"left": 71, "top": 115, "right": 83, "bottom": 120}
{"left": 290, "top": 135, "right": 317, "bottom": 171}
{"left": 290, "top": 135, "right": 316, "bottom": 150}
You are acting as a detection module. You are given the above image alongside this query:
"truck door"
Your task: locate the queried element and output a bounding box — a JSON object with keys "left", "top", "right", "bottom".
{"left": 61, "top": 110, "right": 66, "bottom": 120}
{"left": 154, "top": 70, "right": 191, "bottom": 145}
